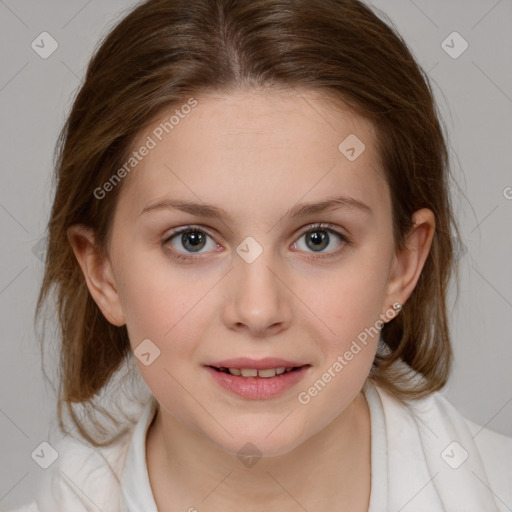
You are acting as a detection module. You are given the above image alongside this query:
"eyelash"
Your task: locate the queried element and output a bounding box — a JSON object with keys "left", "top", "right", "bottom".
{"left": 163, "top": 223, "right": 352, "bottom": 263}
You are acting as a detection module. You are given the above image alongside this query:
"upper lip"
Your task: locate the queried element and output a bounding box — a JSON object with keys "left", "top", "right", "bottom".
{"left": 206, "top": 357, "right": 309, "bottom": 370}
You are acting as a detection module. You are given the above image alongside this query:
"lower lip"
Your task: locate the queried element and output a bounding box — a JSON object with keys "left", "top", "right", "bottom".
{"left": 204, "top": 366, "right": 310, "bottom": 399}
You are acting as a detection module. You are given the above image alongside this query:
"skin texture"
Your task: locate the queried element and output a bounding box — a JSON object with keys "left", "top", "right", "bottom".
{"left": 68, "top": 88, "right": 435, "bottom": 511}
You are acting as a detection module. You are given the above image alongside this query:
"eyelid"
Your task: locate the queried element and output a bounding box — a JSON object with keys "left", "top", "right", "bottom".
{"left": 295, "top": 222, "right": 345, "bottom": 238}
{"left": 164, "top": 224, "right": 217, "bottom": 241}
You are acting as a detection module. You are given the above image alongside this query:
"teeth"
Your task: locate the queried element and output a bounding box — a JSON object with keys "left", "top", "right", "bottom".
{"left": 240, "top": 368, "right": 258, "bottom": 377}
{"left": 257, "top": 368, "right": 276, "bottom": 378}
{"left": 222, "top": 367, "right": 297, "bottom": 378}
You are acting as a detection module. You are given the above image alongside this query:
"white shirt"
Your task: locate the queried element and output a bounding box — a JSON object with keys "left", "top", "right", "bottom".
{"left": 9, "top": 380, "right": 512, "bottom": 512}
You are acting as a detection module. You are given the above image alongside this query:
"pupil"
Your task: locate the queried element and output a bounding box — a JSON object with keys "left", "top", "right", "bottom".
{"left": 182, "top": 231, "right": 205, "bottom": 252}
{"left": 307, "top": 230, "right": 328, "bottom": 251}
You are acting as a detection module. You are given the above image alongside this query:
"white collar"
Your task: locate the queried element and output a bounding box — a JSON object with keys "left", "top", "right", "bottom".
{"left": 119, "top": 379, "right": 501, "bottom": 511}
{"left": 120, "top": 399, "right": 159, "bottom": 512}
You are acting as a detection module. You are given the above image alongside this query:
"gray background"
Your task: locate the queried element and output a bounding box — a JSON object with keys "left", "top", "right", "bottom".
{"left": 1, "top": 0, "right": 511, "bottom": 508}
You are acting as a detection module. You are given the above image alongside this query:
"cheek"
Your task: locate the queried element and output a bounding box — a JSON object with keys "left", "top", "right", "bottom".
{"left": 121, "top": 270, "right": 209, "bottom": 406}
{"left": 292, "top": 254, "right": 390, "bottom": 402}
{"left": 115, "top": 246, "right": 201, "bottom": 338}
{"left": 120, "top": 277, "right": 180, "bottom": 343}
{"left": 118, "top": 258, "right": 221, "bottom": 379}
{"left": 296, "top": 275, "right": 382, "bottom": 413}
{"left": 300, "top": 258, "right": 388, "bottom": 338}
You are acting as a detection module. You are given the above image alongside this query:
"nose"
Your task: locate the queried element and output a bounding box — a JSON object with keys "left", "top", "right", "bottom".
{"left": 222, "top": 250, "right": 293, "bottom": 337}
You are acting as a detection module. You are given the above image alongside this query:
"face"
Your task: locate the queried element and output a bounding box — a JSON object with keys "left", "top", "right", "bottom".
{"left": 100, "top": 88, "right": 401, "bottom": 456}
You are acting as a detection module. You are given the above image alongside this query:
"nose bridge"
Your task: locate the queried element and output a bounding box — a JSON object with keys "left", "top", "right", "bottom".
{"left": 225, "top": 239, "right": 291, "bottom": 334}
{"left": 237, "top": 247, "right": 279, "bottom": 295}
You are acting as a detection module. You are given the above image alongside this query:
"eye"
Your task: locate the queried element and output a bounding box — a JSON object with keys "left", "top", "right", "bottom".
{"left": 164, "top": 226, "right": 219, "bottom": 261}
{"left": 163, "top": 222, "right": 351, "bottom": 262}
{"left": 292, "top": 223, "right": 350, "bottom": 257}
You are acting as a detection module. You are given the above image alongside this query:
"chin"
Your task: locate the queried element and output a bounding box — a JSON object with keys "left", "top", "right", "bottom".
{"left": 206, "top": 420, "right": 309, "bottom": 460}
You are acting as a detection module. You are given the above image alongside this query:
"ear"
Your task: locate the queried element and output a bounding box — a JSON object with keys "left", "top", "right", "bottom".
{"left": 67, "top": 224, "right": 126, "bottom": 327}
{"left": 381, "top": 208, "right": 435, "bottom": 319}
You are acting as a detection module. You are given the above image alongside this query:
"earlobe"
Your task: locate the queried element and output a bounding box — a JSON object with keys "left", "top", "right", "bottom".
{"left": 382, "top": 208, "right": 436, "bottom": 317}
{"left": 66, "top": 224, "right": 126, "bottom": 327}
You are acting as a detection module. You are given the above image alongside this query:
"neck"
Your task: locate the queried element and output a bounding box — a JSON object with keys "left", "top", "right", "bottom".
{"left": 146, "top": 391, "right": 371, "bottom": 511}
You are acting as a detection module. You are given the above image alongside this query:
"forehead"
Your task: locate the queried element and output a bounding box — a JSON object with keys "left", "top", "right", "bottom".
{"left": 116, "top": 88, "right": 388, "bottom": 222}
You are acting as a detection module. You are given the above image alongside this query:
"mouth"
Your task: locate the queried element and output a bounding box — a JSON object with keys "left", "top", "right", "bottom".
{"left": 203, "top": 360, "right": 312, "bottom": 399}
{"left": 207, "top": 365, "right": 306, "bottom": 378}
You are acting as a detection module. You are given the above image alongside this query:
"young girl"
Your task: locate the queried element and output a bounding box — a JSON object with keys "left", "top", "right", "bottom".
{"left": 10, "top": 0, "right": 511, "bottom": 511}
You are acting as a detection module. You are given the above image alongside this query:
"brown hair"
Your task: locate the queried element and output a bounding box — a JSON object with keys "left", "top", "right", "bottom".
{"left": 35, "top": 0, "right": 461, "bottom": 447}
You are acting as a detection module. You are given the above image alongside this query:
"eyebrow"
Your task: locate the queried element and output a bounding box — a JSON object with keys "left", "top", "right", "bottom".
{"left": 139, "top": 195, "right": 373, "bottom": 220}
